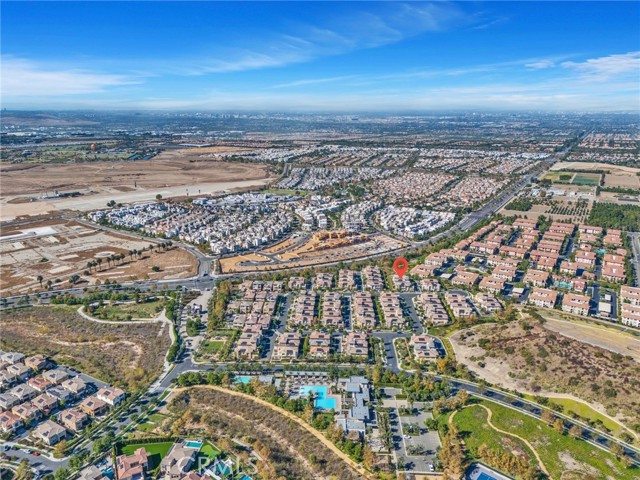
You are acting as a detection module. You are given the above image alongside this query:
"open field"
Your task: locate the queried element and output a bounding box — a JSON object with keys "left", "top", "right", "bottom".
{"left": 550, "top": 161, "right": 640, "bottom": 176}
{"left": 446, "top": 400, "right": 635, "bottom": 480}
{"left": 0, "top": 216, "right": 197, "bottom": 294}
{"left": 449, "top": 317, "right": 640, "bottom": 431}
{"left": 0, "top": 154, "right": 275, "bottom": 220}
{"left": 571, "top": 173, "right": 601, "bottom": 186}
{"left": 533, "top": 310, "right": 640, "bottom": 362}
{"left": 169, "top": 386, "right": 369, "bottom": 480}
{"left": 0, "top": 305, "right": 171, "bottom": 390}
{"left": 219, "top": 231, "right": 407, "bottom": 273}
{"left": 604, "top": 173, "right": 640, "bottom": 189}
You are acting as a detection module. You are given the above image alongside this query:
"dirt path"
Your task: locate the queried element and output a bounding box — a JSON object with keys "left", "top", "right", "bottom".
{"left": 451, "top": 404, "right": 551, "bottom": 478}
{"left": 173, "top": 385, "right": 374, "bottom": 480}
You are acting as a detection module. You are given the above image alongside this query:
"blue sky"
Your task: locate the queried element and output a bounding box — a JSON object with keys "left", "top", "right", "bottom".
{"left": 2, "top": 1, "right": 639, "bottom": 111}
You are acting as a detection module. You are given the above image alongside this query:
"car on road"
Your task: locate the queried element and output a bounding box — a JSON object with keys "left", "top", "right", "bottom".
{"left": 403, "top": 435, "right": 410, "bottom": 439}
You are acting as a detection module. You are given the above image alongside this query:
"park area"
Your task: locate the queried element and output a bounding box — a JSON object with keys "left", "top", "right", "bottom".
{"left": 443, "top": 400, "right": 635, "bottom": 480}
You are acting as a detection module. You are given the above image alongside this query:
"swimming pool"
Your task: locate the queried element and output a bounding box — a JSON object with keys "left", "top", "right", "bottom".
{"left": 184, "top": 439, "right": 203, "bottom": 449}
{"left": 596, "top": 249, "right": 606, "bottom": 254}
{"left": 234, "top": 376, "right": 252, "bottom": 384}
{"left": 299, "top": 385, "right": 336, "bottom": 410}
{"left": 476, "top": 473, "right": 499, "bottom": 480}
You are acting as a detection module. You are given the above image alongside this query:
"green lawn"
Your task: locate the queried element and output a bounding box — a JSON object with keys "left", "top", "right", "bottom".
{"left": 121, "top": 442, "right": 173, "bottom": 469}
{"left": 522, "top": 394, "right": 627, "bottom": 436}
{"left": 470, "top": 400, "right": 636, "bottom": 479}
{"left": 450, "top": 405, "right": 537, "bottom": 463}
{"left": 572, "top": 173, "right": 601, "bottom": 186}
{"left": 201, "top": 340, "right": 225, "bottom": 354}
{"left": 200, "top": 442, "right": 220, "bottom": 459}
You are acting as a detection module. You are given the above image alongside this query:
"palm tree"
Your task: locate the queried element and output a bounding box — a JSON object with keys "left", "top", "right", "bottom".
{"left": 36, "top": 275, "right": 43, "bottom": 288}
{"left": 128, "top": 250, "right": 134, "bottom": 261}
{"left": 97, "top": 258, "right": 103, "bottom": 270}
{"left": 86, "top": 262, "right": 92, "bottom": 273}
{"left": 46, "top": 279, "right": 52, "bottom": 290}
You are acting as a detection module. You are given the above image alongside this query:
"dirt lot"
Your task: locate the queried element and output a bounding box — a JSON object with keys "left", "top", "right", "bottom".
{"left": 604, "top": 173, "right": 640, "bottom": 189}
{"left": 449, "top": 318, "right": 640, "bottom": 430}
{"left": 219, "top": 232, "right": 407, "bottom": 273}
{"left": 0, "top": 153, "right": 275, "bottom": 220}
{"left": 533, "top": 310, "right": 640, "bottom": 362}
{"left": 0, "top": 305, "right": 170, "bottom": 390}
{"left": 0, "top": 216, "right": 197, "bottom": 294}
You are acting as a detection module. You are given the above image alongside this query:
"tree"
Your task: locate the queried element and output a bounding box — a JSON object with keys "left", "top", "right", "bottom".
{"left": 54, "top": 468, "right": 70, "bottom": 480}
{"left": 53, "top": 439, "right": 68, "bottom": 457}
{"left": 553, "top": 418, "right": 565, "bottom": 435}
{"left": 569, "top": 425, "right": 584, "bottom": 439}
{"left": 151, "top": 265, "right": 161, "bottom": 272}
{"left": 37, "top": 275, "right": 43, "bottom": 288}
{"left": 611, "top": 442, "right": 624, "bottom": 458}
{"left": 16, "top": 459, "right": 34, "bottom": 480}
{"left": 156, "top": 193, "right": 163, "bottom": 200}
{"left": 541, "top": 409, "right": 554, "bottom": 425}
{"left": 69, "top": 274, "right": 81, "bottom": 285}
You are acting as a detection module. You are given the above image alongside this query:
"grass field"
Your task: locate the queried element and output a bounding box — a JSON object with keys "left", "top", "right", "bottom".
{"left": 572, "top": 173, "right": 601, "bottom": 186}
{"left": 201, "top": 340, "right": 225, "bottom": 354}
{"left": 121, "top": 441, "right": 173, "bottom": 469}
{"left": 521, "top": 393, "right": 630, "bottom": 436}
{"left": 469, "top": 400, "right": 635, "bottom": 479}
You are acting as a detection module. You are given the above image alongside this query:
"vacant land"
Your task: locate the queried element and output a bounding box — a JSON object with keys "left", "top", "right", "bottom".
{"left": 0, "top": 306, "right": 170, "bottom": 390}
{"left": 168, "top": 387, "right": 367, "bottom": 480}
{"left": 534, "top": 311, "right": 640, "bottom": 362}
{"left": 605, "top": 173, "right": 640, "bottom": 189}
{"left": 450, "top": 319, "right": 640, "bottom": 430}
{"left": 447, "top": 400, "right": 635, "bottom": 480}
{"left": 220, "top": 231, "right": 406, "bottom": 273}
{"left": 0, "top": 154, "right": 274, "bottom": 219}
{"left": 550, "top": 162, "right": 640, "bottom": 176}
{"left": 0, "top": 216, "right": 197, "bottom": 294}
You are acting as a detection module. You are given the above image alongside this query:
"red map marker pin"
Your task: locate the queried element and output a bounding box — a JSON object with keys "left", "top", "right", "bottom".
{"left": 393, "top": 257, "right": 408, "bottom": 279}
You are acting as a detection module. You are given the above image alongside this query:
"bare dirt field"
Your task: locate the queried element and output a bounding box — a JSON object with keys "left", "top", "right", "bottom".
{"left": 604, "top": 173, "right": 640, "bottom": 189}
{"left": 0, "top": 305, "right": 170, "bottom": 390}
{"left": 449, "top": 318, "right": 640, "bottom": 430}
{"left": 0, "top": 153, "right": 275, "bottom": 220}
{"left": 533, "top": 309, "right": 640, "bottom": 362}
{"left": 219, "top": 232, "right": 407, "bottom": 273}
{"left": 0, "top": 216, "right": 197, "bottom": 294}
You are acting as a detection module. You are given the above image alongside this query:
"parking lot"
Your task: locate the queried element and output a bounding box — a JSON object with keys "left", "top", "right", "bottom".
{"left": 381, "top": 389, "right": 441, "bottom": 474}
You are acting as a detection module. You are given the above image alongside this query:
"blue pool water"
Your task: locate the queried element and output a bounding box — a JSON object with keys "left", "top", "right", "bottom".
{"left": 555, "top": 281, "right": 572, "bottom": 289}
{"left": 596, "top": 249, "right": 606, "bottom": 254}
{"left": 185, "top": 440, "right": 203, "bottom": 449}
{"left": 215, "top": 462, "right": 232, "bottom": 476}
{"left": 234, "top": 376, "right": 252, "bottom": 383}
{"left": 476, "top": 473, "right": 498, "bottom": 480}
{"left": 299, "top": 385, "right": 336, "bottom": 410}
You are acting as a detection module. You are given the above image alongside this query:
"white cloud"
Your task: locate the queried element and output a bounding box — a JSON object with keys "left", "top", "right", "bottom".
{"left": 1, "top": 56, "right": 137, "bottom": 96}
{"left": 561, "top": 51, "right": 640, "bottom": 80}
{"left": 525, "top": 60, "right": 556, "bottom": 69}
{"left": 179, "top": 2, "right": 467, "bottom": 75}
